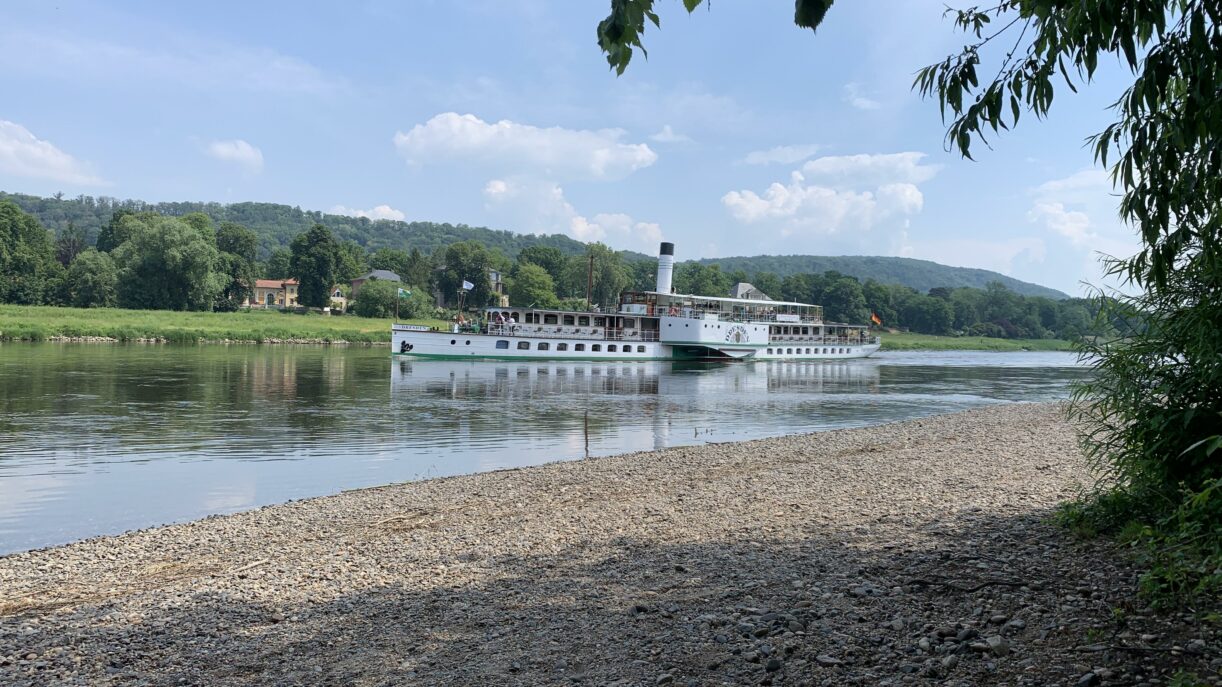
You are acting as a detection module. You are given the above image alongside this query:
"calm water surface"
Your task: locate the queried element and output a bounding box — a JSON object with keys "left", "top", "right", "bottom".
{"left": 0, "top": 343, "right": 1088, "bottom": 553}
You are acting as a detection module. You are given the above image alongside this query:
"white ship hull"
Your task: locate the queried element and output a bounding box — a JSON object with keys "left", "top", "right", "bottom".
{"left": 392, "top": 326, "right": 880, "bottom": 362}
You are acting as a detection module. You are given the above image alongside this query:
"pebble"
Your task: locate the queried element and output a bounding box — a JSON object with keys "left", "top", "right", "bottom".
{"left": 0, "top": 404, "right": 1214, "bottom": 686}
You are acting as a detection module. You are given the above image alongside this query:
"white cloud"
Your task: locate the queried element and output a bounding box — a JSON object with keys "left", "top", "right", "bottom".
{"left": 329, "top": 204, "right": 406, "bottom": 221}
{"left": 650, "top": 125, "right": 691, "bottom": 143}
{"left": 843, "top": 82, "right": 881, "bottom": 110}
{"left": 0, "top": 30, "right": 342, "bottom": 96}
{"left": 743, "top": 144, "right": 822, "bottom": 166}
{"left": 205, "top": 139, "right": 263, "bottom": 173}
{"left": 394, "top": 113, "right": 657, "bottom": 181}
{"left": 800, "top": 152, "right": 939, "bottom": 186}
{"left": 0, "top": 120, "right": 105, "bottom": 185}
{"left": 722, "top": 152, "right": 940, "bottom": 244}
{"left": 482, "top": 178, "right": 662, "bottom": 251}
{"left": 1028, "top": 202, "right": 1095, "bottom": 245}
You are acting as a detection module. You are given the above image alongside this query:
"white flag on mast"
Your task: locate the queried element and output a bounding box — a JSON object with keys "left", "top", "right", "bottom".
{"left": 461, "top": 280, "right": 474, "bottom": 290}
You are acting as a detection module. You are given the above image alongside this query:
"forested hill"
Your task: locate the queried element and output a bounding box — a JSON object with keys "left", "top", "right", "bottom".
{"left": 692, "top": 255, "right": 1069, "bottom": 300}
{"left": 0, "top": 192, "right": 620, "bottom": 261}
{"left": 5, "top": 192, "right": 1067, "bottom": 299}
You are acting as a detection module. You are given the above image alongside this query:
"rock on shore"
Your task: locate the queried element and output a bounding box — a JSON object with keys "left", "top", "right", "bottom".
{"left": 0, "top": 403, "right": 1216, "bottom": 685}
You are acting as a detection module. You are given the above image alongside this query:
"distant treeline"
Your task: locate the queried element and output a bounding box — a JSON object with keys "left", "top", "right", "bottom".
{"left": 0, "top": 199, "right": 1106, "bottom": 339}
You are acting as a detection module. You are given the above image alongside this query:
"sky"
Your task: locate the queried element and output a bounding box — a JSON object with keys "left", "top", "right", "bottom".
{"left": 0, "top": 1, "right": 1143, "bottom": 295}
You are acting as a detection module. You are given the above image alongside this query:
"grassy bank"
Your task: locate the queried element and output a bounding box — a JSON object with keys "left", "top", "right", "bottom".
{"left": 878, "top": 330, "right": 1077, "bottom": 352}
{"left": 1, "top": 305, "right": 1077, "bottom": 350}
{"left": 0, "top": 304, "right": 447, "bottom": 344}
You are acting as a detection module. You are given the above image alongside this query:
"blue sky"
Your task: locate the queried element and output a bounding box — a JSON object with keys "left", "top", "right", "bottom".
{"left": 0, "top": 1, "right": 1140, "bottom": 295}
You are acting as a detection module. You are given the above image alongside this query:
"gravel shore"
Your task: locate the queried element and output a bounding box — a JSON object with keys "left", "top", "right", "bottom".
{"left": 1, "top": 403, "right": 1216, "bottom": 686}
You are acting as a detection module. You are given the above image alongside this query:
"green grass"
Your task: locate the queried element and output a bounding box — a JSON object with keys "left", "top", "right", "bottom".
{"left": 0, "top": 304, "right": 447, "bottom": 344}
{"left": 878, "top": 331, "right": 1078, "bottom": 352}
{"left": 0, "top": 305, "right": 1077, "bottom": 351}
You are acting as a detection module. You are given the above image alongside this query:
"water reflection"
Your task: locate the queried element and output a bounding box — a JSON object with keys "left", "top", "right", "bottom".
{"left": 0, "top": 344, "right": 1086, "bottom": 553}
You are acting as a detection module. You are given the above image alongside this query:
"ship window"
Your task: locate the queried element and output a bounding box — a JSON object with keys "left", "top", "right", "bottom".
{"left": 822, "top": 348, "right": 828, "bottom": 354}
{"left": 563, "top": 315, "right": 575, "bottom": 325}
{"left": 496, "top": 340, "right": 509, "bottom": 349}
{"left": 786, "top": 348, "right": 793, "bottom": 354}
{"left": 557, "top": 343, "right": 568, "bottom": 351}
{"left": 592, "top": 344, "right": 602, "bottom": 352}
{"left": 450, "top": 339, "right": 456, "bottom": 345}
{"left": 517, "top": 341, "right": 530, "bottom": 350}
{"left": 512, "top": 312, "right": 521, "bottom": 321}
{"left": 594, "top": 317, "right": 605, "bottom": 327}
{"left": 806, "top": 348, "right": 812, "bottom": 354}
{"left": 575, "top": 343, "right": 585, "bottom": 351}
{"left": 624, "top": 318, "right": 635, "bottom": 328}
{"left": 538, "top": 342, "right": 550, "bottom": 350}
{"left": 466, "top": 340, "right": 472, "bottom": 346}
{"left": 578, "top": 316, "right": 590, "bottom": 326}
{"left": 637, "top": 346, "right": 645, "bottom": 353}
{"left": 767, "top": 348, "right": 772, "bottom": 354}
{"left": 607, "top": 345, "right": 617, "bottom": 353}
{"left": 544, "top": 314, "right": 558, "bottom": 324}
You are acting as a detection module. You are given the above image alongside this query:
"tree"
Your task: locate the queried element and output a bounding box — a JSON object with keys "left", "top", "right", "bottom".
{"left": 350, "top": 279, "right": 427, "bottom": 318}
{"left": 508, "top": 262, "right": 559, "bottom": 309}
{"left": 561, "top": 243, "right": 630, "bottom": 308}
{"left": 334, "top": 240, "right": 369, "bottom": 283}
{"left": 517, "top": 245, "right": 567, "bottom": 283}
{"left": 66, "top": 248, "right": 118, "bottom": 308}
{"left": 369, "top": 248, "right": 412, "bottom": 280}
{"left": 290, "top": 224, "right": 339, "bottom": 309}
{"left": 0, "top": 199, "right": 59, "bottom": 304}
{"left": 96, "top": 209, "right": 135, "bottom": 252}
{"left": 263, "top": 247, "right": 292, "bottom": 279}
{"left": 439, "top": 241, "right": 494, "bottom": 308}
{"left": 216, "top": 222, "right": 257, "bottom": 311}
{"left": 55, "top": 223, "right": 87, "bottom": 267}
{"left": 403, "top": 247, "right": 434, "bottom": 290}
{"left": 112, "top": 215, "right": 224, "bottom": 311}
{"left": 596, "top": 0, "right": 1222, "bottom": 604}
{"left": 673, "top": 263, "right": 731, "bottom": 297}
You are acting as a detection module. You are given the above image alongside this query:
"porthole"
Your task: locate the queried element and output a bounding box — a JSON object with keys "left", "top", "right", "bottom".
{"left": 450, "top": 339, "right": 456, "bottom": 345}
{"left": 608, "top": 345, "right": 617, "bottom": 353}
{"left": 592, "top": 344, "right": 602, "bottom": 352}
{"left": 517, "top": 341, "right": 530, "bottom": 350}
{"left": 637, "top": 345, "right": 645, "bottom": 353}
{"left": 575, "top": 343, "right": 585, "bottom": 351}
{"left": 466, "top": 340, "right": 471, "bottom": 345}
{"left": 557, "top": 343, "right": 568, "bottom": 351}
{"left": 538, "top": 342, "right": 550, "bottom": 351}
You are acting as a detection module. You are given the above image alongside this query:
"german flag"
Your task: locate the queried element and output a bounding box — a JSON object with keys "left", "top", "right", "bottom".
{"left": 870, "top": 312, "right": 883, "bottom": 326}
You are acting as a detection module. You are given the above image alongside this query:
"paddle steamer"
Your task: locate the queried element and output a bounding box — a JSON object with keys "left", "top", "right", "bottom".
{"left": 392, "top": 243, "right": 880, "bottom": 361}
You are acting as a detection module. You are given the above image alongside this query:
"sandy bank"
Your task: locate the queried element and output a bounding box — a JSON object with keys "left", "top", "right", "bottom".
{"left": 0, "top": 403, "right": 1215, "bottom": 686}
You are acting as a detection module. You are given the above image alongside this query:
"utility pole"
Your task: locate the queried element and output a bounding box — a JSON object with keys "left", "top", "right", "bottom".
{"left": 585, "top": 253, "right": 594, "bottom": 309}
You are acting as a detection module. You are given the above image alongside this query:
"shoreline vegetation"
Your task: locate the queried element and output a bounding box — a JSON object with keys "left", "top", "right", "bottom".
{"left": 0, "top": 304, "right": 1076, "bottom": 351}
{"left": 1, "top": 404, "right": 1212, "bottom": 685}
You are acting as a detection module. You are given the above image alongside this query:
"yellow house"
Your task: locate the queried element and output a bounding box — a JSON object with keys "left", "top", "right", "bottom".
{"left": 250, "top": 279, "right": 299, "bottom": 308}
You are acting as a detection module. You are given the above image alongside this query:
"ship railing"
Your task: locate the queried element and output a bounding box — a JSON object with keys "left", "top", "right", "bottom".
{"left": 768, "top": 335, "right": 879, "bottom": 345}
{"left": 485, "top": 325, "right": 660, "bottom": 342}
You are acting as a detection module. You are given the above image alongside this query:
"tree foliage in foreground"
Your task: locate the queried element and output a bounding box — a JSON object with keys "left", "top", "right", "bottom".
{"left": 598, "top": 0, "right": 1222, "bottom": 606}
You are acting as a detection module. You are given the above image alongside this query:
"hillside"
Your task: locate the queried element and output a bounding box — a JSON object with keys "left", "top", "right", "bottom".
{"left": 691, "top": 254, "right": 1069, "bottom": 299}
{"left": 0, "top": 192, "right": 627, "bottom": 261}
{"left": 4, "top": 192, "right": 1067, "bottom": 299}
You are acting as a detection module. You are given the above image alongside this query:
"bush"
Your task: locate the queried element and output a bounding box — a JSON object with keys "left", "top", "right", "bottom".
{"left": 351, "top": 280, "right": 432, "bottom": 319}
{"left": 1068, "top": 249, "right": 1222, "bottom": 608}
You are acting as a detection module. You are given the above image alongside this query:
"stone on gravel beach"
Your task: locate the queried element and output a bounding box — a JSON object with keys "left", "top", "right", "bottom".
{"left": 1, "top": 403, "right": 1217, "bottom": 685}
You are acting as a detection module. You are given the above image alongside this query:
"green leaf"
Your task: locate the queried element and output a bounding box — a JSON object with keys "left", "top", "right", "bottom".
{"left": 794, "top": 0, "right": 834, "bottom": 32}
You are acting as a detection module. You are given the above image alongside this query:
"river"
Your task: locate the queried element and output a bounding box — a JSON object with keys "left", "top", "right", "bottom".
{"left": 0, "top": 343, "right": 1088, "bottom": 553}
